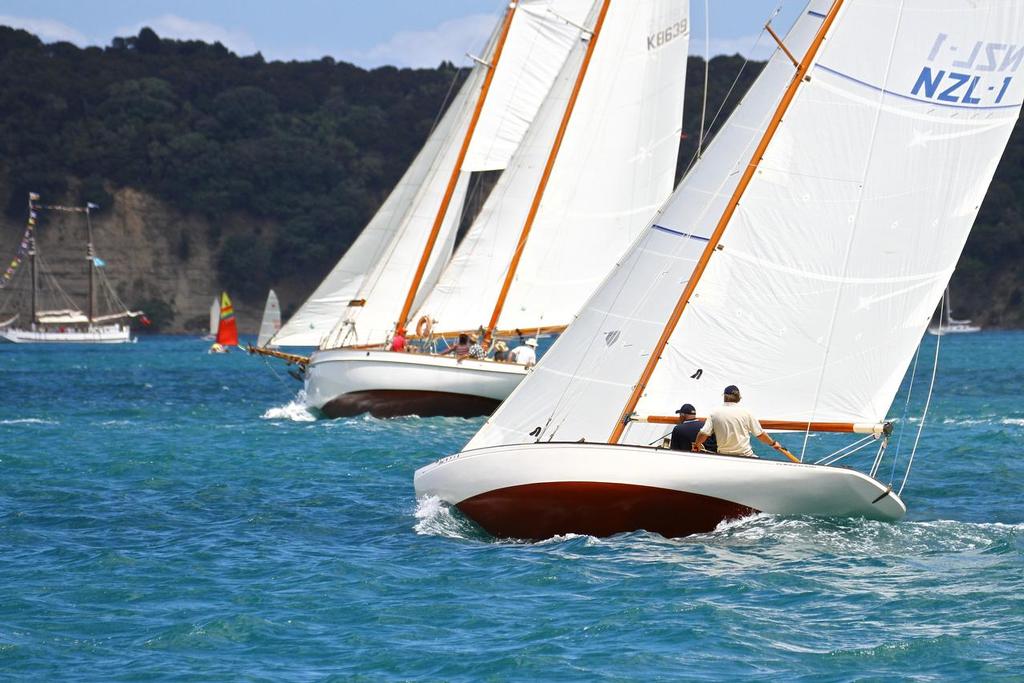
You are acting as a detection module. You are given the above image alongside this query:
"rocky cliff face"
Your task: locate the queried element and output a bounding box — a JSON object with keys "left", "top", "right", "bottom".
{"left": 0, "top": 187, "right": 294, "bottom": 334}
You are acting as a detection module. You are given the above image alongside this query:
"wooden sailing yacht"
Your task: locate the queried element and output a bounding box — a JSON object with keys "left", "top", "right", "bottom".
{"left": 305, "top": 0, "right": 691, "bottom": 418}
{"left": 415, "top": 0, "right": 1024, "bottom": 539}
{"left": 0, "top": 193, "right": 142, "bottom": 344}
{"left": 267, "top": 1, "right": 593, "bottom": 349}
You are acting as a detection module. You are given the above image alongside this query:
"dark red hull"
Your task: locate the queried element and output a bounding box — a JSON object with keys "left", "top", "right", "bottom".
{"left": 457, "top": 481, "right": 757, "bottom": 540}
{"left": 321, "top": 390, "right": 501, "bottom": 419}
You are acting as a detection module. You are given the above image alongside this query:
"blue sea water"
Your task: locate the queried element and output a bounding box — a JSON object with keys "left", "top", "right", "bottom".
{"left": 0, "top": 333, "right": 1021, "bottom": 680}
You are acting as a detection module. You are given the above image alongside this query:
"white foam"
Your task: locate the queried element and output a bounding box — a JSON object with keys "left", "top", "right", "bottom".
{"left": 413, "top": 495, "right": 477, "bottom": 539}
{"left": 261, "top": 391, "right": 316, "bottom": 422}
{"left": 1000, "top": 418, "right": 1024, "bottom": 426}
{"left": 0, "top": 418, "right": 58, "bottom": 425}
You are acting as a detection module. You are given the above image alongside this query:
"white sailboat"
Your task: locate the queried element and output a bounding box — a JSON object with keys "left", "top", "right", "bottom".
{"left": 0, "top": 194, "right": 141, "bottom": 344}
{"left": 201, "top": 297, "right": 218, "bottom": 341}
{"left": 415, "top": 0, "right": 1024, "bottom": 539}
{"left": 306, "top": 0, "right": 691, "bottom": 418}
{"left": 928, "top": 287, "right": 981, "bottom": 335}
{"left": 256, "top": 289, "right": 281, "bottom": 347}
{"left": 268, "top": 0, "right": 592, "bottom": 349}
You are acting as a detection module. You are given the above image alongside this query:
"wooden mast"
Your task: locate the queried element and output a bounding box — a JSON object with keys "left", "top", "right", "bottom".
{"left": 392, "top": 2, "right": 519, "bottom": 337}
{"left": 29, "top": 196, "right": 37, "bottom": 326}
{"left": 608, "top": 0, "right": 845, "bottom": 444}
{"left": 483, "top": 0, "right": 612, "bottom": 345}
{"left": 85, "top": 204, "right": 95, "bottom": 323}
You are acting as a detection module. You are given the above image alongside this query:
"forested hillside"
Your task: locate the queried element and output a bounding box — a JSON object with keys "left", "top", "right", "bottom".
{"left": 0, "top": 25, "right": 1021, "bottom": 328}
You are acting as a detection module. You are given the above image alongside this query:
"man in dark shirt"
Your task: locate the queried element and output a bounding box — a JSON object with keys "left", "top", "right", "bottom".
{"left": 669, "top": 403, "right": 716, "bottom": 452}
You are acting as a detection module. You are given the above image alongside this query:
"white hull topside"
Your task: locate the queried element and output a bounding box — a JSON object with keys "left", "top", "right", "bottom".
{"left": 414, "top": 442, "right": 907, "bottom": 540}
{"left": 0, "top": 324, "right": 134, "bottom": 344}
{"left": 305, "top": 348, "right": 529, "bottom": 418}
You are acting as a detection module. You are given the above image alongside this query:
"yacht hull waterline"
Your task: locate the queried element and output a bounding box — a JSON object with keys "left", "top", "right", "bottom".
{"left": 414, "top": 442, "right": 906, "bottom": 540}
{"left": 305, "top": 349, "right": 528, "bottom": 418}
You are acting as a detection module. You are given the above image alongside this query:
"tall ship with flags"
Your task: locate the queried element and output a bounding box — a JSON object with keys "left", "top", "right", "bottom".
{"left": 0, "top": 192, "right": 144, "bottom": 344}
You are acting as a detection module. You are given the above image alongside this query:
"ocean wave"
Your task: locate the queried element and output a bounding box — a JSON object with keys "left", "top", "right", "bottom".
{"left": 261, "top": 392, "right": 316, "bottom": 422}
{"left": 1000, "top": 418, "right": 1024, "bottom": 426}
{"left": 0, "top": 418, "right": 59, "bottom": 425}
{"left": 413, "top": 496, "right": 485, "bottom": 540}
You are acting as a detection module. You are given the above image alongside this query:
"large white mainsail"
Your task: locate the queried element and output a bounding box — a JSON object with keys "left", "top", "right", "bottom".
{"left": 412, "top": 0, "right": 690, "bottom": 338}
{"left": 468, "top": 0, "right": 1024, "bottom": 451}
{"left": 311, "top": 0, "right": 595, "bottom": 350}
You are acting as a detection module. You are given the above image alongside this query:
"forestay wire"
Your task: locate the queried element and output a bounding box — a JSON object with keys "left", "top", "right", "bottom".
{"left": 899, "top": 291, "right": 944, "bottom": 495}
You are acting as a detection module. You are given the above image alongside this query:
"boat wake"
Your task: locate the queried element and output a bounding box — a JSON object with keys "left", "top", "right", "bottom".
{"left": 261, "top": 392, "right": 316, "bottom": 422}
{"left": 414, "top": 496, "right": 488, "bottom": 540}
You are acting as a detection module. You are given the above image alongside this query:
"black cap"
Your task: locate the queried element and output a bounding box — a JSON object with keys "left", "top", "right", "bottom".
{"left": 724, "top": 385, "right": 741, "bottom": 397}
{"left": 675, "top": 403, "right": 696, "bottom": 415}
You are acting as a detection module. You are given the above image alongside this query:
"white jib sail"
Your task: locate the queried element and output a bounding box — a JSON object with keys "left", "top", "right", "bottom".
{"left": 412, "top": 0, "right": 690, "bottom": 337}
{"left": 316, "top": 0, "right": 595, "bottom": 350}
{"left": 208, "top": 297, "right": 219, "bottom": 337}
{"left": 469, "top": 0, "right": 1024, "bottom": 451}
{"left": 257, "top": 289, "right": 281, "bottom": 348}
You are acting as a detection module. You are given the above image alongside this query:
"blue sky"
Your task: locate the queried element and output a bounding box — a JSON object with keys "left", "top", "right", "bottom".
{"left": 0, "top": 1, "right": 804, "bottom": 68}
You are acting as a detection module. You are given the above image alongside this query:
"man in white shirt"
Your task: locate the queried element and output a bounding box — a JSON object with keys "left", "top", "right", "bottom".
{"left": 693, "top": 385, "right": 787, "bottom": 458}
{"left": 508, "top": 337, "right": 538, "bottom": 367}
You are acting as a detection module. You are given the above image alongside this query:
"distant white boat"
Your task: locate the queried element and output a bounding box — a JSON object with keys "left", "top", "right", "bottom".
{"left": 0, "top": 194, "right": 141, "bottom": 344}
{"left": 201, "top": 297, "right": 218, "bottom": 341}
{"left": 929, "top": 287, "right": 981, "bottom": 336}
{"left": 256, "top": 289, "right": 281, "bottom": 348}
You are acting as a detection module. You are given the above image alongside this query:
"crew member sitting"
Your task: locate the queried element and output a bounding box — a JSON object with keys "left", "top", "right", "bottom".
{"left": 508, "top": 337, "right": 538, "bottom": 367}
{"left": 670, "top": 403, "right": 716, "bottom": 452}
{"left": 467, "top": 333, "right": 486, "bottom": 360}
{"left": 444, "top": 333, "right": 470, "bottom": 359}
{"left": 390, "top": 329, "right": 406, "bottom": 352}
{"left": 693, "top": 385, "right": 788, "bottom": 458}
{"left": 493, "top": 340, "right": 509, "bottom": 362}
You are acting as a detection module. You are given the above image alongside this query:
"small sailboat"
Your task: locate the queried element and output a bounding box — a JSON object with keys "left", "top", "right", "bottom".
{"left": 0, "top": 193, "right": 143, "bottom": 344}
{"left": 201, "top": 297, "right": 218, "bottom": 341}
{"left": 256, "top": 289, "right": 281, "bottom": 348}
{"left": 415, "top": 0, "right": 1024, "bottom": 539}
{"left": 928, "top": 287, "right": 981, "bottom": 335}
{"left": 208, "top": 292, "right": 238, "bottom": 353}
{"left": 305, "top": 0, "right": 691, "bottom": 418}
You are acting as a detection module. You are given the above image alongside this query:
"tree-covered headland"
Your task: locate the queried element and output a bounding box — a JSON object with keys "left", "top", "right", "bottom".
{"left": 0, "top": 26, "right": 1020, "bottom": 327}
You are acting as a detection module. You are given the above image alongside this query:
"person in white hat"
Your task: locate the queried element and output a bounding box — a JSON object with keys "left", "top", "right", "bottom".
{"left": 509, "top": 337, "right": 538, "bottom": 367}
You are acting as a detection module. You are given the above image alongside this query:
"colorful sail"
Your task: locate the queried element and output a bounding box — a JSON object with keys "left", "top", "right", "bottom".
{"left": 215, "top": 292, "right": 239, "bottom": 347}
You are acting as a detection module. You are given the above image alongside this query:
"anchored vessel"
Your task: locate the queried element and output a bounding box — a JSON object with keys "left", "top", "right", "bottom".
{"left": 415, "top": 0, "right": 1024, "bottom": 539}
{"left": 302, "top": 0, "right": 690, "bottom": 418}
{"left": 0, "top": 194, "right": 142, "bottom": 344}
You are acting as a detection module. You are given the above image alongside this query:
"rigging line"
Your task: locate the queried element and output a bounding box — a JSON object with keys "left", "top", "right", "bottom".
{"left": 890, "top": 328, "right": 923, "bottom": 482}
{"left": 900, "top": 292, "right": 942, "bottom": 496}
{"left": 675, "top": 4, "right": 774, "bottom": 181}
{"left": 799, "top": 0, "right": 906, "bottom": 462}
{"left": 697, "top": 0, "right": 710, "bottom": 157}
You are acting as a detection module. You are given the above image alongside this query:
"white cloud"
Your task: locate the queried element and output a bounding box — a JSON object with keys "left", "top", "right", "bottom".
{"left": 0, "top": 15, "right": 88, "bottom": 45}
{"left": 115, "top": 14, "right": 257, "bottom": 56}
{"left": 341, "top": 13, "right": 498, "bottom": 69}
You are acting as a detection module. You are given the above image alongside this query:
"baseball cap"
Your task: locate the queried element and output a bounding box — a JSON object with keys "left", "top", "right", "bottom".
{"left": 724, "top": 385, "right": 741, "bottom": 397}
{"left": 675, "top": 403, "right": 696, "bottom": 415}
